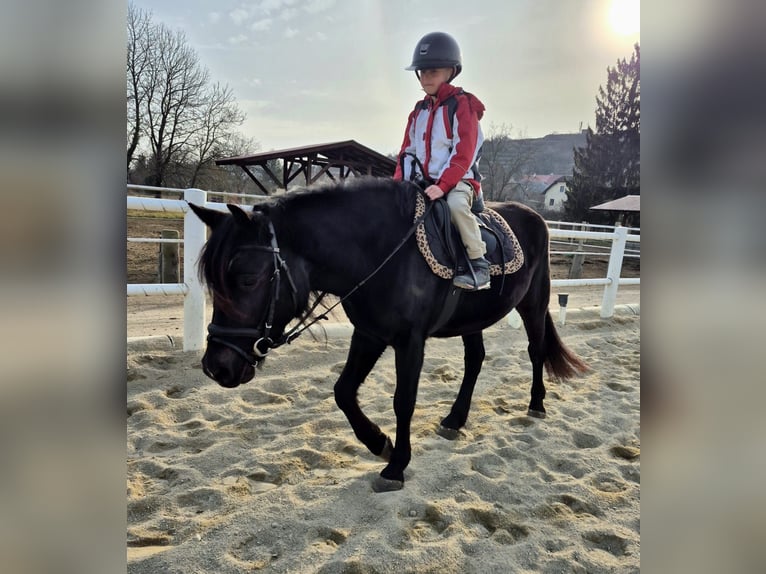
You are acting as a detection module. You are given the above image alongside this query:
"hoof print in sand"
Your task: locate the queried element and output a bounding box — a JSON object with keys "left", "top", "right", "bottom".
{"left": 610, "top": 445, "right": 640, "bottom": 460}
{"left": 176, "top": 487, "right": 224, "bottom": 514}
{"left": 582, "top": 529, "right": 631, "bottom": 556}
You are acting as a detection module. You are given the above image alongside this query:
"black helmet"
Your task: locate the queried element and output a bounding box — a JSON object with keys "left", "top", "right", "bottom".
{"left": 405, "top": 32, "right": 462, "bottom": 79}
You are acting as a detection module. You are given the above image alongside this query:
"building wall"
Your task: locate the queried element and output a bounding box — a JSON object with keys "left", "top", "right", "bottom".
{"left": 543, "top": 182, "right": 568, "bottom": 212}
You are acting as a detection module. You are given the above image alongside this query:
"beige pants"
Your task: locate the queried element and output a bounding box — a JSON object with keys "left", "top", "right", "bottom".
{"left": 447, "top": 181, "right": 486, "bottom": 260}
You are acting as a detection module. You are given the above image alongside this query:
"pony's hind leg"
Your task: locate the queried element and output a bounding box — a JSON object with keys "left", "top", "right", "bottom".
{"left": 516, "top": 303, "right": 548, "bottom": 418}
{"left": 437, "top": 332, "right": 485, "bottom": 440}
{"left": 334, "top": 329, "right": 391, "bottom": 459}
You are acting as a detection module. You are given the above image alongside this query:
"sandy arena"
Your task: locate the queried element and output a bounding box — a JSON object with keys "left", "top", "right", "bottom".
{"left": 127, "top": 283, "right": 639, "bottom": 573}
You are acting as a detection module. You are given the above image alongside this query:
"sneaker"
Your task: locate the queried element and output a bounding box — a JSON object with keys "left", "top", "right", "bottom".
{"left": 453, "top": 257, "right": 491, "bottom": 290}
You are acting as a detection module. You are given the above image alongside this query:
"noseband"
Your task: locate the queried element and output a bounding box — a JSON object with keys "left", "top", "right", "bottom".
{"left": 206, "top": 221, "right": 298, "bottom": 368}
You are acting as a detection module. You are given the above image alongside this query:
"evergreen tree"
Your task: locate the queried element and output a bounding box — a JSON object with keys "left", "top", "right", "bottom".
{"left": 566, "top": 44, "right": 640, "bottom": 223}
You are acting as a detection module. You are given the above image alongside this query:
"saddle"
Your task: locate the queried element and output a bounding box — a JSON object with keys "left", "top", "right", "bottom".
{"left": 414, "top": 193, "right": 524, "bottom": 279}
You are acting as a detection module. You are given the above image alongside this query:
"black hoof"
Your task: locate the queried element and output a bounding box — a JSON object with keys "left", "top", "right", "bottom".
{"left": 379, "top": 437, "right": 394, "bottom": 462}
{"left": 435, "top": 425, "right": 461, "bottom": 441}
{"left": 372, "top": 476, "right": 404, "bottom": 493}
{"left": 527, "top": 409, "right": 547, "bottom": 419}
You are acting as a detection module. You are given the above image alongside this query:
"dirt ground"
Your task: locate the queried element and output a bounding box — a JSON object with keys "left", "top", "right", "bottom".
{"left": 127, "top": 214, "right": 640, "bottom": 338}
{"left": 128, "top": 215, "right": 186, "bottom": 284}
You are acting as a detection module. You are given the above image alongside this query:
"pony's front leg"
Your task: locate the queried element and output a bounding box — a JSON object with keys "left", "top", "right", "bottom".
{"left": 373, "top": 335, "right": 425, "bottom": 492}
{"left": 437, "top": 332, "right": 485, "bottom": 439}
{"left": 333, "top": 330, "right": 391, "bottom": 458}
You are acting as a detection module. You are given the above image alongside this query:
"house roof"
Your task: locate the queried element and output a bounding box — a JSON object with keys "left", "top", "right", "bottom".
{"left": 590, "top": 195, "right": 641, "bottom": 212}
{"left": 513, "top": 174, "right": 568, "bottom": 195}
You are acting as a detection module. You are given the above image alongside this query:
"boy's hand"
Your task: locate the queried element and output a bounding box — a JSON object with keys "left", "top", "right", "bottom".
{"left": 424, "top": 185, "right": 445, "bottom": 200}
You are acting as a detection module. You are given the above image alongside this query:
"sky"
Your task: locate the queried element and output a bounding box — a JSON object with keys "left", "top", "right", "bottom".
{"left": 131, "top": 0, "right": 640, "bottom": 156}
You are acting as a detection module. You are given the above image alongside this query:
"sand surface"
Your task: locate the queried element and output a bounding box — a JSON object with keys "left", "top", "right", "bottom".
{"left": 126, "top": 284, "right": 640, "bottom": 339}
{"left": 127, "top": 288, "right": 640, "bottom": 573}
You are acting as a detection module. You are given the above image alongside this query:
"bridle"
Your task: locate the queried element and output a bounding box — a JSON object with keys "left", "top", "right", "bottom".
{"left": 206, "top": 220, "right": 299, "bottom": 368}
{"left": 206, "top": 191, "right": 434, "bottom": 368}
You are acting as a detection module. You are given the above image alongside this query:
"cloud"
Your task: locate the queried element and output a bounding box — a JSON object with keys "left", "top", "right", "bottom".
{"left": 208, "top": 12, "right": 221, "bottom": 24}
{"left": 260, "top": 0, "right": 299, "bottom": 15}
{"left": 305, "top": 31, "right": 327, "bottom": 43}
{"left": 297, "top": 88, "right": 331, "bottom": 99}
{"left": 284, "top": 28, "right": 299, "bottom": 39}
{"left": 239, "top": 98, "right": 273, "bottom": 112}
{"left": 229, "top": 8, "right": 250, "bottom": 26}
{"left": 251, "top": 18, "right": 273, "bottom": 32}
{"left": 304, "top": 0, "right": 336, "bottom": 14}
{"left": 228, "top": 34, "right": 248, "bottom": 45}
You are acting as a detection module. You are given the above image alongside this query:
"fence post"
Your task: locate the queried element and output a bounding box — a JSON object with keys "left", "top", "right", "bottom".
{"left": 568, "top": 220, "right": 587, "bottom": 279}
{"left": 159, "top": 230, "right": 180, "bottom": 283}
{"left": 183, "top": 188, "right": 207, "bottom": 351}
{"left": 600, "top": 225, "right": 627, "bottom": 318}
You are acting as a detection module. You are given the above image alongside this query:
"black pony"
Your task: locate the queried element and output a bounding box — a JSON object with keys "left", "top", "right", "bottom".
{"left": 189, "top": 178, "right": 587, "bottom": 492}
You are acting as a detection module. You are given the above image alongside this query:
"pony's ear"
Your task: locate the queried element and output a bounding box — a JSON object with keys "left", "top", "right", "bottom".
{"left": 187, "top": 202, "right": 226, "bottom": 229}
{"left": 227, "top": 204, "right": 253, "bottom": 228}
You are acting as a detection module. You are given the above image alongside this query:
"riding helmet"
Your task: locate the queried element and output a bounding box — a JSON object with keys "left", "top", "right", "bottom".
{"left": 405, "top": 32, "right": 462, "bottom": 80}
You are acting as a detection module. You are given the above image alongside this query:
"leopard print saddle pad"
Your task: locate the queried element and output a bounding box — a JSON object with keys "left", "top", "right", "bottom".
{"left": 414, "top": 193, "right": 524, "bottom": 279}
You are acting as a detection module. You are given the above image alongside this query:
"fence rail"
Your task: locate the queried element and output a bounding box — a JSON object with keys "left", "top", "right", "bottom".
{"left": 127, "top": 186, "right": 640, "bottom": 351}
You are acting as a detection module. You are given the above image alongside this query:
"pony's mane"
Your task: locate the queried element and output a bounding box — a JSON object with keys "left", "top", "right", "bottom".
{"left": 198, "top": 177, "right": 418, "bottom": 322}
{"left": 262, "top": 177, "right": 416, "bottom": 220}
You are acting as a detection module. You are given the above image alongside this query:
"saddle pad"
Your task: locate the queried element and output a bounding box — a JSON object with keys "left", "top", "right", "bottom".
{"left": 414, "top": 193, "right": 524, "bottom": 279}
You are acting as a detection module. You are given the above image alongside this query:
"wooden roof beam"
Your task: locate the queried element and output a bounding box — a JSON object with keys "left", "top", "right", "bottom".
{"left": 258, "top": 162, "right": 283, "bottom": 188}
{"left": 240, "top": 165, "right": 271, "bottom": 195}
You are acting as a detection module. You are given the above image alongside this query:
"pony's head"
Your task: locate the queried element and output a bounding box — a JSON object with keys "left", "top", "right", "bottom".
{"left": 188, "top": 202, "right": 306, "bottom": 388}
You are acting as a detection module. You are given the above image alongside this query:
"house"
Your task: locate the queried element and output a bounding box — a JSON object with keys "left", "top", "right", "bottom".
{"left": 511, "top": 174, "right": 569, "bottom": 212}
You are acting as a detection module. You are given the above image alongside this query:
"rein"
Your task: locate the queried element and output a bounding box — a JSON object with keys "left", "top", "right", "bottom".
{"left": 207, "top": 190, "right": 434, "bottom": 367}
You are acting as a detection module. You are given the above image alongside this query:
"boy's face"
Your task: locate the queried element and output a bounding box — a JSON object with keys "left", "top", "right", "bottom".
{"left": 418, "top": 67, "right": 453, "bottom": 96}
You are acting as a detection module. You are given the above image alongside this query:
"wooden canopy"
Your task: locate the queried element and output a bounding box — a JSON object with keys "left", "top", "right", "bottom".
{"left": 215, "top": 140, "right": 397, "bottom": 195}
{"left": 590, "top": 194, "right": 640, "bottom": 227}
{"left": 590, "top": 194, "right": 641, "bottom": 212}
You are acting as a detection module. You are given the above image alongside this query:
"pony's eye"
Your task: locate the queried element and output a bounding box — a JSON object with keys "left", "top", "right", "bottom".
{"left": 236, "top": 274, "right": 261, "bottom": 289}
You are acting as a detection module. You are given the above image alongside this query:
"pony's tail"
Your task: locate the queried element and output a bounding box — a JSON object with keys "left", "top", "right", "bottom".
{"left": 544, "top": 311, "right": 589, "bottom": 380}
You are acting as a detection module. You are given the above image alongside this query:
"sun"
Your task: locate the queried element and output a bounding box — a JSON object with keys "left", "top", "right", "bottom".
{"left": 609, "top": 0, "right": 640, "bottom": 36}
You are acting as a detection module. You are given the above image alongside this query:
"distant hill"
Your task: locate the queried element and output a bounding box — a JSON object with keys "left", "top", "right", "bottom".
{"left": 525, "top": 132, "right": 587, "bottom": 174}
{"left": 487, "top": 131, "right": 587, "bottom": 176}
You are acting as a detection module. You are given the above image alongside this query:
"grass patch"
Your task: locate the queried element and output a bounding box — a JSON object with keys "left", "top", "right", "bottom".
{"left": 128, "top": 210, "right": 183, "bottom": 221}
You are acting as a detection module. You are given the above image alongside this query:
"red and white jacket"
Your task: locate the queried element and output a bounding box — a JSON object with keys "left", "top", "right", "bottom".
{"left": 393, "top": 83, "right": 486, "bottom": 196}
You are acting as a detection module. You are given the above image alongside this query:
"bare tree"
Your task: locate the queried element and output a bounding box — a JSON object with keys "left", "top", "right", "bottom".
{"left": 126, "top": 3, "right": 252, "bottom": 192}
{"left": 480, "top": 123, "right": 537, "bottom": 201}
{"left": 185, "top": 131, "right": 260, "bottom": 192}
{"left": 126, "top": 3, "right": 151, "bottom": 171}
{"left": 186, "top": 83, "right": 247, "bottom": 187}
{"left": 143, "top": 23, "right": 209, "bottom": 188}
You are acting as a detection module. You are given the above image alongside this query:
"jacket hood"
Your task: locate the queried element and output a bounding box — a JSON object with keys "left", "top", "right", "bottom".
{"left": 434, "top": 83, "right": 486, "bottom": 120}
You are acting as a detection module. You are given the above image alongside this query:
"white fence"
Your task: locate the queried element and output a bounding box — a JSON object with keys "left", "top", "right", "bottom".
{"left": 128, "top": 186, "right": 640, "bottom": 351}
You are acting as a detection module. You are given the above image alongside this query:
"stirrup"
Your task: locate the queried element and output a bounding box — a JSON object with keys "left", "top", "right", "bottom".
{"left": 453, "top": 275, "right": 491, "bottom": 291}
{"left": 453, "top": 258, "right": 490, "bottom": 291}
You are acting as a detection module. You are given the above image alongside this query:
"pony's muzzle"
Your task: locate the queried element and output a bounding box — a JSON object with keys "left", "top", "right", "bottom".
{"left": 201, "top": 347, "right": 256, "bottom": 388}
